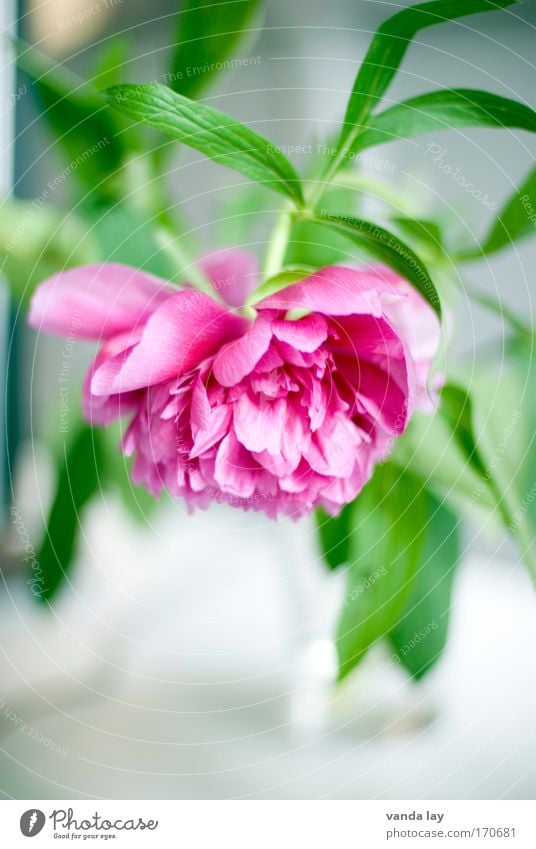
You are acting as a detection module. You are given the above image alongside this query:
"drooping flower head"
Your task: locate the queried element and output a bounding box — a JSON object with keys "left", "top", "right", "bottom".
{"left": 29, "top": 251, "right": 440, "bottom": 519}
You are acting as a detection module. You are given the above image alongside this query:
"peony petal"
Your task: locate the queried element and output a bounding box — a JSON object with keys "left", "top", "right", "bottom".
{"left": 93, "top": 290, "right": 248, "bottom": 395}
{"left": 304, "top": 414, "right": 361, "bottom": 478}
{"left": 29, "top": 264, "right": 173, "bottom": 340}
{"left": 190, "top": 405, "right": 232, "bottom": 458}
{"left": 257, "top": 265, "right": 402, "bottom": 316}
{"left": 272, "top": 312, "right": 328, "bottom": 352}
{"left": 214, "top": 432, "right": 257, "bottom": 497}
{"left": 233, "top": 392, "right": 286, "bottom": 455}
{"left": 190, "top": 377, "right": 212, "bottom": 431}
{"left": 200, "top": 249, "right": 259, "bottom": 309}
{"left": 212, "top": 314, "right": 272, "bottom": 387}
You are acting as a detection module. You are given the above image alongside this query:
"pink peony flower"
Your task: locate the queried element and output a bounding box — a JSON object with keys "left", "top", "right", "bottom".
{"left": 29, "top": 251, "right": 440, "bottom": 518}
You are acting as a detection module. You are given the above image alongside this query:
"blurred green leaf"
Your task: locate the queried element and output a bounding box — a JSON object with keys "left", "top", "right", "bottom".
{"left": 337, "top": 0, "right": 518, "bottom": 157}
{"left": 336, "top": 463, "right": 428, "bottom": 681}
{"left": 315, "top": 504, "right": 354, "bottom": 571}
{"left": 284, "top": 218, "right": 356, "bottom": 268}
{"left": 392, "top": 411, "right": 496, "bottom": 519}
{"left": 439, "top": 384, "right": 489, "bottom": 480}
{"left": 388, "top": 493, "right": 460, "bottom": 679}
{"left": 391, "top": 215, "right": 443, "bottom": 253}
{"left": 355, "top": 89, "right": 536, "bottom": 153}
{"left": 246, "top": 265, "right": 313, "bottom": 304}
{"left": 16, "top": 41, "right": 126, "bottom": 196}
{"left": 312, "top": 210, "right": 442, "bottom": 317}
{"left": 33, "top": 425, "right": 104, "bottom": 603}
{"left": 508, "top": 340, "right": 536, "bottom": 540}
{"left": 0, "top": 199, "right": 96, "bottom": 306}
{"left": 216, "top": 183, "right": 272, "bottom": 244}
{"left": 90, "top": 37, "right": 130, "bottom": 91}
{"left": 82, "top": 202, "right": 177, "bottom": 279}
{"left": 458, "top": 164, "right": 536, "bottom": 260}
{"left": 171, "top": 0, "right": 262, "bottom": 98}
{"left": 105, "top": 83, "right": 304, "bottom": 205}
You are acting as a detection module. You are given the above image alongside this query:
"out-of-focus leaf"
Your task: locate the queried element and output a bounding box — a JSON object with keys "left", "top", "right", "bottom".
{"left": 508, "top": 340, "right": 536, "bottom": 540}
{"left": 337, "top": 0, "right": 518, "bottom": 157}
{"left": 315, "top": 504, "right": 354, "bottom": 571}
{"left": 388, "top": 493, "right": 461, "bottom": 679}
{"left": 458, "top": 165, "right": 536, "bottom": 259}
{"left": 355, "top": 89, "right": 536, "bottom": 153}
{"left": 246, "top": 265, "right": 314, "bottom": 304}
{"left": 33, "top": 425, "right": 104, "bottom": 603}
{"left": 90, "top": 37, "right": 130, "bottom": 91}
{"left": 391, "top": 411, "right": 496, "bottom": 519}
{"left": 171, "top": 0, "right": 262, "bottom": 98}
{"left": 439, "top": 383, "right": 489, "bottom": 479}
{"left": 312, "top": 210, "right": 442, "bottom": 317}
{"left": 0, "top": 199, "right": 96, "bottom": 306}
{"left": 16, "top": 41, "right": 125, "bottom": 195}
{"left": 82, "top": 202, "right": 177, "bottom": 279}
{"left": 105, "top": 83, "right": 304, "bottom": 205}
{"left": 216, "top": 183, "right": 272, "bottom": 244}
{"left": 392, "top": 217, "right": 443, "bottom": 248}
{"left": 336, "top": 463, "right": 428, "bottom": 681}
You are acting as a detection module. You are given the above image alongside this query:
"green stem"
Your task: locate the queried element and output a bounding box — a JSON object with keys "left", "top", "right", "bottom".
{"left": 307, "top": 118, "right": 369, "bottom": 208}
{"left": 330, "top": 171, "right": 417, "bottom": 216}
{"left": 262, "top": 205, "right": 294, "bottom": 281}
{"left": 154, "top": 227, "right": 217, "bottom": 299}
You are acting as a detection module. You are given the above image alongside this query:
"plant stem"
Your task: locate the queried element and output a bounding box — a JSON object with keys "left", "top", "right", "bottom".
{"left": 154, "top": 226, "right": 217, "bottom": 299}
{"left": 262, "top": 205, "right": 294, "bottom": 281}
{"left": 330, "top": 171, "right": 417, "bottom": 216}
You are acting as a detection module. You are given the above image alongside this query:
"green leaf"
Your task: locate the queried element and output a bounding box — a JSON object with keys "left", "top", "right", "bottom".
{"left": 0, "top": 199, "right": 96, "bottom": 306}
{"left": 246, "top": 265, "right": 314, "bottom": 304}
{"left": 16, "top": 41, "right": 125, "bottom": 194}
{"left": 171, "top": 0, "right": 262, "bottom": 98}
{"left": 315, "top": 504, "right": 354, "bottom": 571}
{"left": 459, "top": 164, "right": 536, "bottom": 259}
{"left": 391, "top": 412, "right": 496, "bottom": 520}
{"left": 33, "top": 425, "right": 104, "bottom": 603}
{"left": 90, "top": 37, "right": 130, "bottom": 91}
{"left": 336, "top": 463, "right": 428, "bottom": 681}
{"left": 338, "top": 0, "right": 519, "bottom": 155}
{"left": 392, "top": 217, "right": 443, "bottom": 250}
{"left": 439, "top": 383, "right": 489, "bottom": 480}
{"left": 105, "top": 83, "right": 304, "bottom": 205}
{"left": 312, "top": 210, "right": 442, "bottom": 317}
{"left": 82, "top": 202, "right": 177, "bottom": 280}
{"left": 388, "top": 494, "right": 461, "bottom": 679}
{"left": 355, "top": 89, "right": 536, "bottom": 153}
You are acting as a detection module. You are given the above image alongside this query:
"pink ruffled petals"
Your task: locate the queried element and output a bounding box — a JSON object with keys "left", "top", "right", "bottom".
{"left": 29, "top": 264, "right": 173, "bottom": 340}
{"left": 233, "top": 391, "right": 286, "bottom": 456}
{"left": 272, "top": 312, "right": 328, "bottom": 352}
{"left": 95, "top": 290, "right": 248, "bottom": 394}
{"left": 30, "top": 256, "right": 442, "bottom": 519}
{"left": 212, "top": 313, "right": 272, "bottom": 387}
{"left": 215, "top": 432, "right": 258, "bottom": 498}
